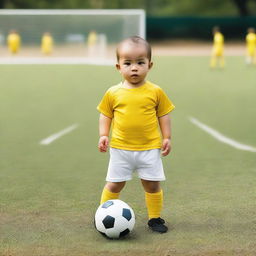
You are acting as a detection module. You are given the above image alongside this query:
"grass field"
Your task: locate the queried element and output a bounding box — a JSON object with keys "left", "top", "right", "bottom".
{"left": 1, "top": 57, "right": 256, "bottom": 256}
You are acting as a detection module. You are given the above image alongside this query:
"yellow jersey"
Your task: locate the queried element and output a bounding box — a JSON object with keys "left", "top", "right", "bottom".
{"left": 41, "top": 35, "right": 53, "bottom": 54}
{"left": 87, "top": 31, "right": 97, "bottom": 46}
{"left": 246, "top": 32, "right": 256, "bottom": 55}
{"left": 97, "top": 81, "right": 175, "bottom": 151}
{"left": 213, "top": 32, "right": 224, "bottom": 56}
{"left": 7, "top": 33, "right": 20, "bottom": 53}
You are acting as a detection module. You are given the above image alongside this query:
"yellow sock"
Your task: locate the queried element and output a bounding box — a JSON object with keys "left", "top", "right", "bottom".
{"left": 210, "top": 56, "right": 217, "bottom": 68}
{"left": 100, "top": 187, "right": 120, "bottom": 204}
{"left": 145, "top": 190, "right": 163, "bottom": 219}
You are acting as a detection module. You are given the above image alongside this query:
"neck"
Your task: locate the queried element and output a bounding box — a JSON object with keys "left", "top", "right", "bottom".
{"left": 122, "top": 80, "right": 146, "bottom": 88}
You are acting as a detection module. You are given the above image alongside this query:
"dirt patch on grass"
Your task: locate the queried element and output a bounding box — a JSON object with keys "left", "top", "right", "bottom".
{"left": 151, "top": 40, "right": 245, "bottom": 56}
{"left": 0, "top": 41, "right": 245, "bottom": 58}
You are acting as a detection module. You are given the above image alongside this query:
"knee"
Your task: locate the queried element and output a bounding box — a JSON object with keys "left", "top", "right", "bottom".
{"left": 105, "top": 181, "right": 125, "bottom": 193}
{"left": 141, "top": 180, "right": 161, "bottom": 193}
{"left": 147, "top": 186, "right": 161, "bottom": 193}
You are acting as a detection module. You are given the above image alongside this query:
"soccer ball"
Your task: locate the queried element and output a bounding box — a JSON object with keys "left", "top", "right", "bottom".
{"left": 95, "top": 199, "right": 135, "bottom": 239}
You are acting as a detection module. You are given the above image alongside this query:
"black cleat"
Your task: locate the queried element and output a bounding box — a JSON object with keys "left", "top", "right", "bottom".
{"left": 148, "top": 217, "right": 168, "bottom": 233}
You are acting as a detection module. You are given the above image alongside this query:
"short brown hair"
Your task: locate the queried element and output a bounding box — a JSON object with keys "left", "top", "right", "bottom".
{"left": 248, "top": 27, "right": 255, "bottom": 33}
{"left": 116, "top": 36, "right": 152, "bottom": 62}
{"left": 213, "top": 26, "right": 220, "bottom": 33}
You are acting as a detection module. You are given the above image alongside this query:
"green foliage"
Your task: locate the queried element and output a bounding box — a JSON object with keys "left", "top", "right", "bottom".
{"left": 1, "top": 0, "right": 256, "bottom": 16}
{"left": 150, "top": 0, "right": 239, "bottom": 16}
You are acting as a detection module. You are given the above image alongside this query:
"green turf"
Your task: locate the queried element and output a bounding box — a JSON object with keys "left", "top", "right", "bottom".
{"left": 0, "top": 57, "right": 256, "bottom": 256}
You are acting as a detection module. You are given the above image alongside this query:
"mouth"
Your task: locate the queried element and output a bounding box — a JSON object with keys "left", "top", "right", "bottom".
{"left": 131, "top": 74, "right": 139, "bottom": 78}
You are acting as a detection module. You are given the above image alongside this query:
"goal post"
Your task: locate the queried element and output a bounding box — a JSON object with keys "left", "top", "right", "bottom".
{"left": 0, "top": 9, "right": 146, "bottom": 64}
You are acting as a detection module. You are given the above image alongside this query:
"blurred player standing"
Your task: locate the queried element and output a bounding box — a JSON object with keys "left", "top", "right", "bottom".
{"left": 87, "top": 30, "right": 97, "bottom": 57}
{"left": 41, "top": 32, "right": 53, "bottom": 55}
{"left": 210, "top": 26, "right": 225, "bottom": 68}
{"left": 7, "top": 30, "right": 21, "bottom": 54}
{"left": 245, "top": 28, "right": 256, "bottom": 65}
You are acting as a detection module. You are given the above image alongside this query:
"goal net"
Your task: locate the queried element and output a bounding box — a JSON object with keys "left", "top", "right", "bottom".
{"left": 0, "top": 9, "right": 145, "bottom": 64}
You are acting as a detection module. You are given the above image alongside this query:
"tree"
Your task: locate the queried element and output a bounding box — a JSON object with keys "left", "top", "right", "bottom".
{"left": 232, "top": 0, "right": 250, "bottom": 15}
{"left": 0, "top": 0, "right": 255, "bottom": 17}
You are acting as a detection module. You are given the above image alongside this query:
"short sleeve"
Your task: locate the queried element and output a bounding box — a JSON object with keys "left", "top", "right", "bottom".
{"left": 156, "top": 88, "right": 175, "bottom": 117}
{"left": 97, "top": 89, "right": 114, "bottom": 118}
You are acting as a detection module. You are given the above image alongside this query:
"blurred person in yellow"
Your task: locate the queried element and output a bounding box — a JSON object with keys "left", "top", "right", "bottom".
{"left": 245, "top": 27, "right": 256, "bottom": 65}
{"left": 87, "top": 30, "right": 98, "bottom": 57}
{"left": 210, "top": 26, "right": 225, "bottom": 68}
{"left": 7, "top": 30, "right": 21, "bottom": 54}
{"left": 41, "top": 32, "right": 53, "bottom": 55}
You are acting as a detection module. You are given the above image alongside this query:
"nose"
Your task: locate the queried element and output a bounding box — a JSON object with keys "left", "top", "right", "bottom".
{"left": 131, "top": 64, "right": 138, "bottom": 71}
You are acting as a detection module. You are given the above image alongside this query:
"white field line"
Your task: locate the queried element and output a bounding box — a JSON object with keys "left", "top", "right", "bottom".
{"left": 40, "top": 124, "right": 79, "bottom": 145}
{"left": 189, "top": 117, "right": 256, "bottom": 153}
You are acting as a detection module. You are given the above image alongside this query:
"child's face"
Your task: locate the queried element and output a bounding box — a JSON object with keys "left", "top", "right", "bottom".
{"left": 116, "top": 42, "right": 153, "bottom": 86}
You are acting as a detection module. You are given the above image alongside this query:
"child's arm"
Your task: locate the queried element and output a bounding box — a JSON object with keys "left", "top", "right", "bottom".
{"left": 158, "top": 114, "right": 171, "bottom": 156}
{"left": 98, "top": 113, "right": 112, "bottom": 152}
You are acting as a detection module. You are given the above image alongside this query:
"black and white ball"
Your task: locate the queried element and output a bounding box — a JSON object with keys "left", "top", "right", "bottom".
{"left": 95, "top": 199, "right": 135, "bottom": 239}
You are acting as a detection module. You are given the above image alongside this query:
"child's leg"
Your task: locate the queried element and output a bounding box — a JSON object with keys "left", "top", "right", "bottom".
{"left": 100, "top": 181, "right": 126, "bottom": 204}
{"left": 246, "top": 55, "right": 251, "bottom": 65}
{"left": 141, "top": 179, "right": 168, "bottom": 233}
{"left": 219, "top": 56, "right": 225, "bottom": 68}
{"left": 141, "top": 180, "right": 163, "bottom": 219}
{"left": 210, "top": 55, "right": 217, "bottom": 68}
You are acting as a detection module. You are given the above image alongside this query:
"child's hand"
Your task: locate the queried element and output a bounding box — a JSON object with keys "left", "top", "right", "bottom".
{"left": 98, "top": 136, "right": 109, "bottom": 152}
{"left": 161, "top": 138, "right": 171, "bottom": 156}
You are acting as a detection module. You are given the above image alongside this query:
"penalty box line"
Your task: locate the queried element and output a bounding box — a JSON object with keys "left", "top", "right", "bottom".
{"left": 40, "top": 124, "right": 79, "bottom": 145}
{"left": 189, "top": 117, "right": 256, "bottom": 153}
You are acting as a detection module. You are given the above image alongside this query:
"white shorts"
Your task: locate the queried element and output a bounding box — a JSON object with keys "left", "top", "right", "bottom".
{"left": 106, "top": 148, "right": 166, "bottom": 182}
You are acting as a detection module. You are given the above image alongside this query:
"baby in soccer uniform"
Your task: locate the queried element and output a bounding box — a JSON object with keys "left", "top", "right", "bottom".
{"left": 97, "top": 36, "right": 175, "bottom": 233}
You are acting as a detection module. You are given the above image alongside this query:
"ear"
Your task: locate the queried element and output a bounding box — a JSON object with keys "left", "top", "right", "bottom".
{"left": 116, "top": 63, "right": 121, "bottom": 71}
{"left": 149, "top": 61, "right": 153, "bottom": 69}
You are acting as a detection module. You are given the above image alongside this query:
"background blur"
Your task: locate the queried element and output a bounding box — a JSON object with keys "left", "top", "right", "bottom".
{"left": 1, "top": 0, "right": 256, "bottom": 40}
{"left": 1, "top": 1, "right": 256, "bottom": 256}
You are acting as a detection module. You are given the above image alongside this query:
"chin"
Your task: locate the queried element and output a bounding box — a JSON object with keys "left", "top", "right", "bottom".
{"left": 131, "top": 81, "right": 142, "bottom": 85}
{"left": 130, "top": 78, "right": 142, "bottom": 83}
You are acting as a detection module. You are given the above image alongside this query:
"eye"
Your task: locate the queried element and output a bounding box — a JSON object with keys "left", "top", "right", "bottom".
{"left": 138, "top": 61, "right": 145, "bottom": 65}
{"left": 124, "top": 62, "right": 130, "bottom": 66}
